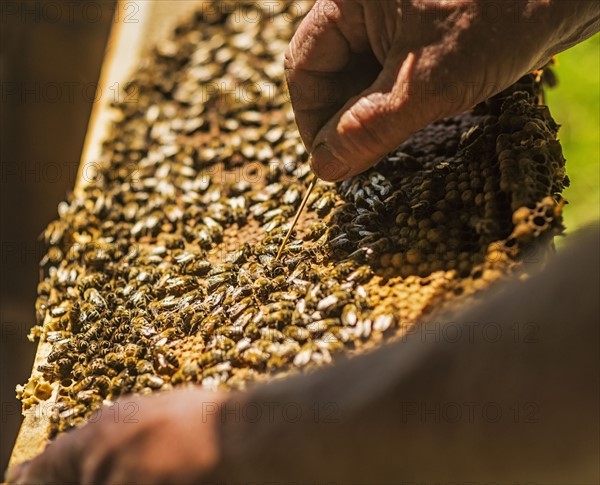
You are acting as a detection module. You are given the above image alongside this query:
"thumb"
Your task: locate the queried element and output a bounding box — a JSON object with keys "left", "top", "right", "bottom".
{"left": 310, "top": 51, "right": 438, "bottom": 182}
{"left": 8, "top": 421, "right": 86, "bottom": 483}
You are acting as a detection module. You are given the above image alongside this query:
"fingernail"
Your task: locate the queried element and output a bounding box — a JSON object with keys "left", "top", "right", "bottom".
{"left": 311, "top": 144, "right": 350, "bottom": 182}
{"left": 4, "top": 461, "right": 29, "bottom": 483}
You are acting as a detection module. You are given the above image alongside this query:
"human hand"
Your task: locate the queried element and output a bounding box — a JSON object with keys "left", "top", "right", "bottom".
{"left": 285, "top": 0, "right": 599, "bottom": 181}
{"left": 7, "top": 388, "right": 227, "bottom": 485}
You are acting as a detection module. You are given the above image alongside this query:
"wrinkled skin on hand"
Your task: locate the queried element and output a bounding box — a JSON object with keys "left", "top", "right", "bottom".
{"left": 285, "top": 0, "right": 599, "bottom": 181}
{"left": 9, "top": 389, "right": 227, "bottom": 485}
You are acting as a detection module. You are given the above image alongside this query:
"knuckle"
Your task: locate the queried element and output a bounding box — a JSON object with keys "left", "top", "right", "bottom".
{"left": 346, "top": 94, "right": 396, "bottom": 146}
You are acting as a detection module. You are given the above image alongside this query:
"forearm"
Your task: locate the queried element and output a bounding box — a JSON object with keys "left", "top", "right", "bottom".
{"left": 399, "top": 1, "right": 600, "bottom": 58}
{"left": 429, "top": 0, "right": 600, "bottom": 78}
{"left": 531, "top": 0, "right": 600, "bottom": 61}
{"left": 212, "top": 226, "right": 599, "bottom": 484}
{"left": 288, "top": 0, "right": 599, "bottom": 181}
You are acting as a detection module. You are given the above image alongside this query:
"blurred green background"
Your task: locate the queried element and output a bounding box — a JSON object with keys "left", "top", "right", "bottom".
{"left": 545, "top": 33, "right": 599, "bottom": 238}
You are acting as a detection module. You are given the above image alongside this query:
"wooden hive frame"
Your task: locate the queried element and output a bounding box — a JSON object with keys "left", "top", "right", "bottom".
{"left": 9, "top": 0, "right": 205, "bottom": 467}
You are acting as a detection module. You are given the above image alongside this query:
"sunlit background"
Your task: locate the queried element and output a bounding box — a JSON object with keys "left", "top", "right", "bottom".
{"left": 546, "top": 33, "right": 600, "bottom": 237}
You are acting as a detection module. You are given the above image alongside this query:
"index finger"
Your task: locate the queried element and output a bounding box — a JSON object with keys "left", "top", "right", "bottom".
{"left": 285, "top": 0, "right": 378, "bottom": 148}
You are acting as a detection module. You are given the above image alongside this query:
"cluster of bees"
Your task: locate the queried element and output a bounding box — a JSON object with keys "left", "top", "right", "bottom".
{"left": 18, "top": 0, "right": 568, "bottom": 437}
